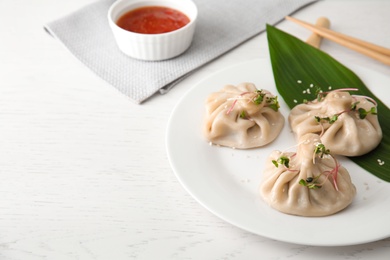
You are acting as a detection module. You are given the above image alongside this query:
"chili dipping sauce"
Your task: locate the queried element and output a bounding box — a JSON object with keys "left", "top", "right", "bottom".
{"left": 116, "top": 6, "right": 190, "bottom": 34}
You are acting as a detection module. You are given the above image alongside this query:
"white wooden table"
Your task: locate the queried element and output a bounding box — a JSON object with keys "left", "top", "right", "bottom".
{"left": 1, "top": 0, "right": 389, "bottom": 259}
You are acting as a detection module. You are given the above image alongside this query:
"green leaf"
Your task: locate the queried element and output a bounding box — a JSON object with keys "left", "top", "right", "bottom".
{"left": 299, "top": 179, "right": 307, "bottom": 186}
{"left": 239, "top": 110, "right": 247, "bottom": 119}
{"left": 253, "top": 91, "right": 265, "bottom": 104}
{"left": 266, "top": 24, "right": 390, "bottom": 182}
{"left": 299, "top": 179, "right": 321, "bottom": 189}
{"left": 272, "top": 160, "right": 279, "bottom": 168}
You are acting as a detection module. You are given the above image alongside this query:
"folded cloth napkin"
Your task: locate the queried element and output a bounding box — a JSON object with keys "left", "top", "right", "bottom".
{"left": 45, "top": 0, "right": 316, "bottom": 104}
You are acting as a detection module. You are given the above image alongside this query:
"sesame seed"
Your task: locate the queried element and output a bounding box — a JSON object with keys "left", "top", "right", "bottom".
{"left": 293, "top": 99, "right": 298, "bottom": 103}
{"left": 297, "top": 80, "right": 302, "bottom": 84}
{"left": 377, "top": 159, "right": 385, "bottom": 166}
{"left": 328, "top": 86, "right": 332, "bottom": 90}
{"left": 310, "top": 84, "right": 314, "bottom": 88}
{"left": 303, "top": 90, "right": 306, "bottom": 94}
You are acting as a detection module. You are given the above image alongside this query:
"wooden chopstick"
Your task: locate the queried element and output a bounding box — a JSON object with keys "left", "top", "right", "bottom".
{"left": 306, "top": 17, "right": 330, "bottom": 48}
{"left": 285, "top": 16, "right": 390, "bottom": 66}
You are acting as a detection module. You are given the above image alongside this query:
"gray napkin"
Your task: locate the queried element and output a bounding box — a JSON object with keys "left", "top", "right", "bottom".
{"left": 45, "top": 0, "right": 316, "bottom": 104}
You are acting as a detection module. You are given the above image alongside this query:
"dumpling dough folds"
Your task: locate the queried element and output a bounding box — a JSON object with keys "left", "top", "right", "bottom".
{"left": 203, "top": 83, "right": 284, "bottom": 149}
{"left": 260, "top": 133, "right": 356, "bottom": 217}
{"left": 289, "top": 91, "right": 382, "bottom": 156}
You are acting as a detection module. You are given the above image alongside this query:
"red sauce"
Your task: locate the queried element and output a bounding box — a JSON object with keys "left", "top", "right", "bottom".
{"left": 116, "top": 6, "right": 190, "bottom": 34}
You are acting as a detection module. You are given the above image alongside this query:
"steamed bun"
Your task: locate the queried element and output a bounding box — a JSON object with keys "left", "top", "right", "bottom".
{"left": 203, "top": 83, "right": 284, "bottom": 149}
{"left": 289, "top": 91, "right": 382, "bottom": 156}
{"left": 260, "top": 133, "right": 356, "bottom": 217}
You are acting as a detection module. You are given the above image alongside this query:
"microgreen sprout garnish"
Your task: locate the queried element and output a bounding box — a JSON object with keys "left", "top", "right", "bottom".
{"left": 299, "top": 142, "right": 340, "bottom": 191}
{"left": 314, "top": 143, "right": 330, "bottom": 160}
{"left": 226, "top": 89, "right": 280, "bottom": 115}
{"left": 351, "top": 93, "right": 377, "bottom": 119}
{"left": 314, "top": 115, "right": 339, "bottom": 124}
{"left": 314, "top": 88, "right": 377, "bottom": 108}
{"left": 266, "top": 96, "right": 280, "bottom": 111}
{"left": 310, "top": 88, "right": 359, "bottom": 103}
{"left": 238, "top": 110, "right": 254, "bottom": 121}
{"left": 314, "top": 104, "right": 377, "bottom": 131}
{"left": 299, "top": 177, "right": 321, "bottom": 189}
{"left": 308, "top": 155, "right": 340, "bottom": 191}
{"left": 239, "top": 111, "right": 247, "bottom": 119}
{"left": 353, "top": 95, "right": 378, "bottom": 107}
{"left": 358, "top": 107, "right": 377, "bottom": 119}
{"left": 311, "top": 89, "right": 379, "bottom": 136}
{"left": 272, "top": 156, "right": 290, "bottom": 168}
{"left": 324, "top": 87, "right": 359, "bottom": 95}
{"left": 351, "top": 101, "right": 360, "bottom": 111}
{"left": 315, "top": 87, "right": 324, "bottom": 101}
{"left": 300, "top": 157, "right": 340, "bottom": 190}
{"left": 253, "top": 90, "right": 265, "bottom": 105}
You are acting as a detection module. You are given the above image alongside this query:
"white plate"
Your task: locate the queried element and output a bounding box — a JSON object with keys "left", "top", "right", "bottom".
{"left": 166, "top": 59, "right": 390, "bottom": 246}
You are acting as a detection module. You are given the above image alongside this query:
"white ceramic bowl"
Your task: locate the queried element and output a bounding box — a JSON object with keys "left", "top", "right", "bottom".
{"left": 108, "top": 0, "right": 197, "bottom": 61}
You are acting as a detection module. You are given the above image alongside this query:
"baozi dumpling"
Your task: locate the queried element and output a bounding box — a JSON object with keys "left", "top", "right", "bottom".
{"left": 260, "top": 133, "right": 356, "bottom": 217}
{"left": 203, "top": 83, "right": 284, "bottom": 149}
{"left": 289, "top": 90, "right": 382, "bottom": 156}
